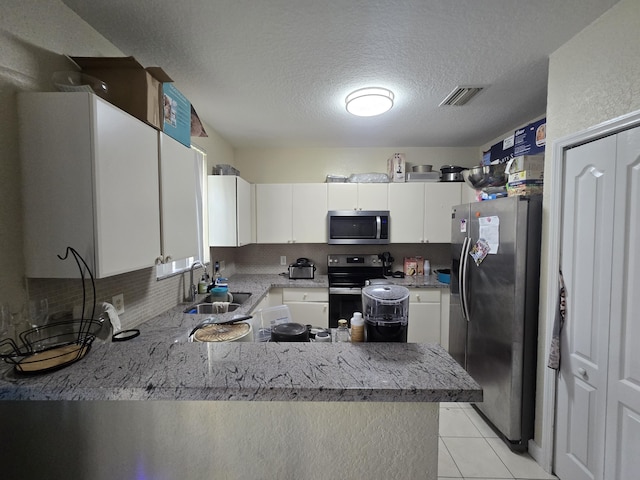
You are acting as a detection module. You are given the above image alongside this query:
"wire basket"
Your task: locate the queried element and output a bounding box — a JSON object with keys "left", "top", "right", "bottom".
{"left": 0, "top": 247, "right": 102, "bottom": 374}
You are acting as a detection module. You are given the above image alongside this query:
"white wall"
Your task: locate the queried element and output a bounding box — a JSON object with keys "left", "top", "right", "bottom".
{"left": 235, "top": 146, "right": 479, "bottom": 183}
{"left": 0, "top": 1, "right": 235, "bottom": 326}
{"left": 0, "top": 1, "right": 123, "bottom": 314}
{"left": 535, "top": 0, "right": 640, "bottom": 458}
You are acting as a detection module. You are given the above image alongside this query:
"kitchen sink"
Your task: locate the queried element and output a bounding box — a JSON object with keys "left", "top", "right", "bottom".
{"left": 192, "top": 303, "right": 240, "bottom": 314}
{"left": 184, "top": 292, "right": 252, "bottom": 313}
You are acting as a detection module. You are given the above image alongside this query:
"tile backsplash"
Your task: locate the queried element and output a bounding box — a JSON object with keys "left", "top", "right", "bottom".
{"left": 212, "top": 243, "right": 451, "bottom": 276}
{"left": 26, "top": 243, "right": 451, "bottom": 329}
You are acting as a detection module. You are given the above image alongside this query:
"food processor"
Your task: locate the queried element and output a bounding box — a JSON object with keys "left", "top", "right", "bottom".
{"left": 361, "top": 284, "right": 410, "bottom": 342}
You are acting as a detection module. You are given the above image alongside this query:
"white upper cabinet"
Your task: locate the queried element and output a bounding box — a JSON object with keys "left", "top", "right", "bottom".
{"left": 388, "top": 183, "right": 462, "bottom": 243}
{"left": 158, "top": 133, "right": 200, "bottom": 262}
{"left": 19, "top": 92, "right": 162, "bottom": 278}
{"left": 256, "top": 183, "right": 327, "bottom": 243}
{"left": 423, "top": 183, "right": 462, "bottom": 243}
{"left": 292, "top": 183, "right": 327, "bottom": 243}
{"left": 327, "top": 183, "right": 388, "bottom": 211}
{"left": 208, "top": 175, "right": 253, "bottom": 247}
{"left": 256, "top": 184, "right": 293, "bottom": 243}
{"left": 388, "top": 183, "right": 426, "bottom": 243}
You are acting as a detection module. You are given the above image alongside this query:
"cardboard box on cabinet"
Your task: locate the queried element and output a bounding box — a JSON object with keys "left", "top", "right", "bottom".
{"left": 71, "top": 56, "right": 172, "bottom": 130}
{"left": 507, "top": 179, "right": 544, "bottom": 197}
{"left": 514, "top": 118, "right": 546, "bottom": 156}
{"left": 387, "top": 153, "right": 406, "bottom": 182}
{"left": 162, "top": 83, "right": 191, "bottom": 147}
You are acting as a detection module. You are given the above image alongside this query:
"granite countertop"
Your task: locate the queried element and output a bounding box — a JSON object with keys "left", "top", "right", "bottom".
{"left": 0, "top": 274, "right": 479, "bottom": 403}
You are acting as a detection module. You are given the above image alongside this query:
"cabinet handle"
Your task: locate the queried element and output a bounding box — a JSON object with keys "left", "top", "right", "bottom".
{"left": 303, "top": 293, "right": 307, "bottom": 300}
{"left": 416, "top": 295, "right": 421, "bottom": 302}
{"left": 578, "top": 368, "right": 588, "bottom": 378}
{"left": 155, "top": 256, "right": 164, "bottom": 265}
{"left": 164, "top": 255, "right": 172, "bottom": 263}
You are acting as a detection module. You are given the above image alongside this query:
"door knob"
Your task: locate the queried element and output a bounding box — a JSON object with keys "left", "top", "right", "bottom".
{"left": 578, "top": 368, "right": 588, "bottom": 378}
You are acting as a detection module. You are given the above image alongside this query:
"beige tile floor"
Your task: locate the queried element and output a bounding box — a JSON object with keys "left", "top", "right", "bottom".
{"left": 438, "top": 403, "right": 557, "bottom": 480}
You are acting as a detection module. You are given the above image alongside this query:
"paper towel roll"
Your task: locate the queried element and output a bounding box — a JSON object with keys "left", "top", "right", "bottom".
{"left": 98, "top": 302, "right": 122, "bottom": 334}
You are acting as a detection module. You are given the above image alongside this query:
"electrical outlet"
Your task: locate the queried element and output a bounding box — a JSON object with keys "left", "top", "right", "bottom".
{"left": 112, "top": 294, "right": 125, "bottom": 315}
{"left": 280, "top": 256, "right": 287, "bottom": 266}
{"left": 220, "top": 260, "right": 225, "bottom": 271}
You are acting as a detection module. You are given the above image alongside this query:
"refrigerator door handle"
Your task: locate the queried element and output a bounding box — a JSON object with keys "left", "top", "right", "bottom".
{"left": 460, "top": 235, "right": 471, "bottom": 321}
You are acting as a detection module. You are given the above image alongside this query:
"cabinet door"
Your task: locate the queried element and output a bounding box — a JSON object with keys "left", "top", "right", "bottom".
{"left": 440, "top": 290, "right": 450, "bottom": 350}
{"left": 292, "top": 184, "right": 327, "bottom": 243}
{"left": 208, "top": 176, "right": 238, "bottom": 246}
{"left": 555, "top": 134, "right": 616, "bottom": 480}
{"left": 256, "top": 184, "right": 293, "bottom": 243}
{"left": 285, "top": 302, "right": 329, "bottom": 329}
{"left": 388, "top": 183, "right": 425, "bottom": 243}
{"left": 407, "top": 290, "right": 441, "bottom": 343}
{"left": 237, "top": 177, "right": 252, "bottom": 246}
{"left": 327, "top": 183, "right": 358, "bottom": 210}
{"left": 461, "top": 184, "right": 479, "bottom": 204}
{"left": 94, "top": 99, "right": 161, "bottom": 276}
{"left": 159, "top": 133, "right": 199, "bottom": 262}
{"left": 358, "top": 184, "right": 388, "bottom": 210}
{"left": 19, "top": 92, "right": 161, "bottom": 278}
{"left": 424, "top": 183, "right": 462, "bottom": 243}
{"left": 282, "top": 288, "right": 329, "bottom": 303}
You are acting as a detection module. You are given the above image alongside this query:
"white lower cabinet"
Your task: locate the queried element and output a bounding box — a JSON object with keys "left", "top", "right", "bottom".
{"left": 407, "top": 289, "right": 442, "bottom": 344}
{"left": 282, "top": 288, "right": 329, "bottom": 329}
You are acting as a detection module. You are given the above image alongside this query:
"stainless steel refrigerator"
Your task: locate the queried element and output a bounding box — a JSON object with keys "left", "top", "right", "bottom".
{"left": 449, "top": 195, "right": 542, "bottom": 452}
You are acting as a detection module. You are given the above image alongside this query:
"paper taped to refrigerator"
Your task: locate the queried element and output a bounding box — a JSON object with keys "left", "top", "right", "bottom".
{"left": 479, "top": 216, "right": 500, "bottom": 254}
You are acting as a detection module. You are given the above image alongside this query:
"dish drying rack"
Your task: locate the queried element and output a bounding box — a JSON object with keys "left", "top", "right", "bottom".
{"left": 0, "top": 247, "right": 104, "bottom": 374}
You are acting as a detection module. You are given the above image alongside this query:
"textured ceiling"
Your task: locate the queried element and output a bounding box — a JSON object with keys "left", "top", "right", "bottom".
{"left": 61, "top": 0, "right": 618, "bottom": 148}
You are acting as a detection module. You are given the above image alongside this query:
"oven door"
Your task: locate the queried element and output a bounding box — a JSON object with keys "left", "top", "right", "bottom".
{"left": 328, "top": 287, "right": 362, "bottom": 328}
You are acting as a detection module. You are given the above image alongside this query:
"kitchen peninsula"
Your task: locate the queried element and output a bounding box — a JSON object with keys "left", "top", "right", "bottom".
{"left": 0, "top": 274, "right": 481, "bottom": 480}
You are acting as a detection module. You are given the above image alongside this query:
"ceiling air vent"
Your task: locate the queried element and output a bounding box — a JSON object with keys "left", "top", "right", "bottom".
{"left": 439, "top": 86, "right": 485, "bottom": 106}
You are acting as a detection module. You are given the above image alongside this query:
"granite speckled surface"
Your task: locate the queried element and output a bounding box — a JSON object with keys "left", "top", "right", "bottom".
{"left": 0, "top": 274, "right": 479, "bottom": 403}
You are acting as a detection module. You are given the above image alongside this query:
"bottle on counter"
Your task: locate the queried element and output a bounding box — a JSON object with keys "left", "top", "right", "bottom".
{"left": 335, "top": 319, "right": 351, "bottom": 342}
{"left": 198, "top": 274, "right": 209, "bottom": 294}
{"left": 423, "top": 259, "right": 431, "bottom": 277}
{"left": 350, "top": 312, "right": 364, "bottom": 342}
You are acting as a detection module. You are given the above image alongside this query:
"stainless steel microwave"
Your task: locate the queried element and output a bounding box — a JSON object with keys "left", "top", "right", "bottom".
{"left": 327, "top": 210, "right": 390, "bottom": 244}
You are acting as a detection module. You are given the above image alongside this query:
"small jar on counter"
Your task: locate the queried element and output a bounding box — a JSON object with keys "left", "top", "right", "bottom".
{"left": 423, "top": 259, "right": 431, "bottom": 276}
{"left": 350, "top": 312, "right": 364, "bottom": 342}
{"left": 335, "top": 319, "right": 351, "bottom": 342}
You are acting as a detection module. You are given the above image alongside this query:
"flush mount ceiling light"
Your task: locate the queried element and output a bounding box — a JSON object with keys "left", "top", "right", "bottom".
{"left": 345, "top": 87, "right": 394, "bottom": 117}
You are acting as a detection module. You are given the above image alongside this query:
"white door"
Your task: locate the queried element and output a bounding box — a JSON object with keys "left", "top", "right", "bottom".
{"left": 555, "top": 134, "right": 617, "bottom": 480}
{"left": 603, "top": 128, "right": 640, "bottom": 480}
{"left": 237, "top": 177, "right": 252, "bottom": 246}
{"left": 327, "top": 183, "right": 358, "bottom": 210}
{"left": 256, "top": 184, "right": 293, "bottom": 243}
{"left": 423, "top": 183, "right": 461, "bottom": 243}
{"left": 93, "top": 97, "right": 161, "bottom": 276}
{"left": 159, "top": 133, "right": 200, "bottom": 262}
{"left": 388, "top": 183, "right": 425, "bottom": 243}
{"left": 357, "top": 183, "right": 388, "bottom": 210}
{"left": 208, "top": 176, "right": 237, "bottom": 246}
{"left": 292, "top": 183, "right": 327, "bottom": 243}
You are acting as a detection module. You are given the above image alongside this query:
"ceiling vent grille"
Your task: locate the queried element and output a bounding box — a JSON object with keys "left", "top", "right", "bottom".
{"left": 439, "top": 86, "right": 485, "bottom": 106}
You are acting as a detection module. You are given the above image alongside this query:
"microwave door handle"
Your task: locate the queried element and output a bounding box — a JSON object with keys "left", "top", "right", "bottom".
{"left": 376, "top": 216, "right": 381, "bottom": 239}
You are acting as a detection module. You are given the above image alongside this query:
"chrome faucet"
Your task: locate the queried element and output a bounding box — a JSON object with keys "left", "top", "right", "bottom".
{"left": 188, "top": 261, "right": 206, "bottom": 302}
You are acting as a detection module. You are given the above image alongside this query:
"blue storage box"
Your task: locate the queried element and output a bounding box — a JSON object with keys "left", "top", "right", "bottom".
{"left": 162, "top": 83, "right": 191, "bottom": 147}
